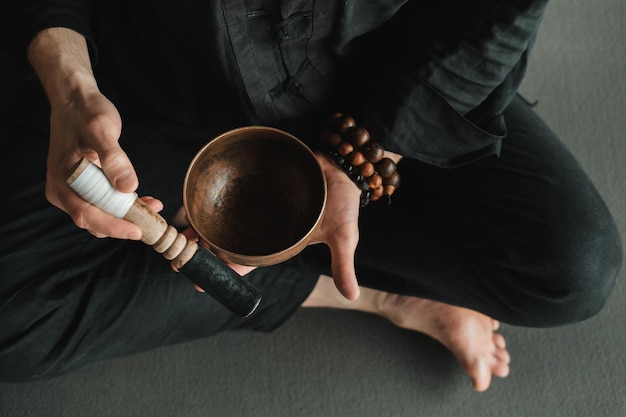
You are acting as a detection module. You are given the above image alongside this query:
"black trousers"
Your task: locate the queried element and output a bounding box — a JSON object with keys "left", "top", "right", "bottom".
{"left": 0, "top": 93, "right": 622, "bottom": 382}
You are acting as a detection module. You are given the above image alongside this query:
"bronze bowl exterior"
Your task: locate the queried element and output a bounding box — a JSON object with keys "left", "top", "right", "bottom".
{"left": 183, "top": 126, "right": 327, "bottom": 267}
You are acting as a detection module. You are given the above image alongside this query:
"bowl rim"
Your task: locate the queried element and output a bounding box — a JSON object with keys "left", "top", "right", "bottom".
{"left": 182, "top": 125, "right": 327, "bottom": 266}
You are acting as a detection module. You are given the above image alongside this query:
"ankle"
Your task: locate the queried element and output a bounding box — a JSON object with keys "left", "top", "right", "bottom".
{"left": 302, "top": 275, "right": 389, "bottom": 319}
{"left": 350, "top": 286, "right": 391, "bottom": 318}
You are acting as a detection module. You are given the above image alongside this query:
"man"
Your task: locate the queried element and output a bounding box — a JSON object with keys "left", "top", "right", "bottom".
{"left": 0, "top": 0, "right": 621, "bottom": 392}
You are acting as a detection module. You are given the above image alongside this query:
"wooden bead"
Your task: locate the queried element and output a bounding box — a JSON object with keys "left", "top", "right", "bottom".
{"left": 360, "top": 162, "right": 375, "bottom": 177}
{"left": 336, "top": 114, "right": 356, "bottom": 134}
{"left": 338, "top": 141, "right": 353, "bottom": 156}
{"left": 329, "top": 112, "right": 344, "bottom": 124}
{"left": 328, "top": 132, "right": 342, "bottom": 148}
{"left": 350, "top": 151, "right": 366, "bottom": 166}
{"left": 383, "top": 185, "right": 396, "bottom": 196}
{"left": 362, "top": 142, "right": 384, "bottom": 163}
{"left": 376, "top": 158, "right": 396, "bottom": 178}
{"left": 368, "top": 174, "right": 382, "bottom": 189}
{"left": 382, "top": 171, "right": 401, "bottom": 189}
{"left": 323, "top": 112, "right": 401, "bottom": 207}
{"left": 347, "top": 126, "right": 370, "bottom": 147}
{"left": 370, "top": 186, "right": 384, "bottom": 202}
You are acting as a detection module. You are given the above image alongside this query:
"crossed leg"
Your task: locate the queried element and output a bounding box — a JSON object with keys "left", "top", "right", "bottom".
{"left": 302, "top": 275, "right": 510, "bottom": 391}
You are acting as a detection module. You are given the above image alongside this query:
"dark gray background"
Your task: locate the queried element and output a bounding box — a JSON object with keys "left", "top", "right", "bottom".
{"left": 2, "top": 1, "right": 625, "bottom": 416}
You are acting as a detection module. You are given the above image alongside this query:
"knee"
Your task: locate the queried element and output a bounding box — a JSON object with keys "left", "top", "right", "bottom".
{"left": 497, "top": 215, "right": 622, "bottom": 327}
{"left": 556, "top": 208, "right": 623, "bottom": 324}
{"left": 536, "top": 258, "right": 619, "bottom": 327}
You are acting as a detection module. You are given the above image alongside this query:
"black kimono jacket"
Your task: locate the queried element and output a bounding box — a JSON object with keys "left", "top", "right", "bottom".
{"left": 2, "top": 0, "right": 549, "bottom": 167}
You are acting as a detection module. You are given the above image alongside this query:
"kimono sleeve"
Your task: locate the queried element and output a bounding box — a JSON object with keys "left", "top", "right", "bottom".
{"left": 349, "top": 0, "right": 549, "bottom": 167}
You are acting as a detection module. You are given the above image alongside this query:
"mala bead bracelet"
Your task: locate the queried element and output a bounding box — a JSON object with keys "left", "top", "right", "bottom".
{"left": 320, "top": 112, "right": 400, "bottom": 207}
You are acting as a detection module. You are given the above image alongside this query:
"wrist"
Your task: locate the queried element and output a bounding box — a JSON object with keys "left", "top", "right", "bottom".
{"left": 319, "top": 113, "right": 401, "bottom": 207}
{"left": 27, "top": 27, "right": 98, "bottom": 105}
{"left": 317, "top": 151, "right": 363, "bottom": 199}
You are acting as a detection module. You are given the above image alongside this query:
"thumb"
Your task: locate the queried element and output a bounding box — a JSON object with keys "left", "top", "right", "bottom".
{"left": 82, "top": 100, "right": 138, "bottom": 193}
{"left": 98, "top": 150, "right": 138, "bottom": 193}
{"left": 329, "top": 245, "right": 360, "bottom": 300}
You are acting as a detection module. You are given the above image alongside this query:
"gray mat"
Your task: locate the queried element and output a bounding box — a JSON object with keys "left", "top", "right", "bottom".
{"left": 2, "top": 1, "right": 625, "bottom": 416}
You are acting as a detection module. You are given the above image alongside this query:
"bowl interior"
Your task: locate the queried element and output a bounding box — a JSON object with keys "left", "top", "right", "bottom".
{"left": 184, "top": 127, "right": 326, "bottom": 264}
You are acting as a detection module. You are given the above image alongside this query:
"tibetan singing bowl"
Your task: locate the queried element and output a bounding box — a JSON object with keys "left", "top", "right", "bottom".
{"left": 183, "top": 126, "right": 327, "bottom": 267}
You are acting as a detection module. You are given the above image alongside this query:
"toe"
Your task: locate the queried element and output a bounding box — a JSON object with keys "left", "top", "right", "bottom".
{"left": 470, "top": 360, "right": 493, "bottom": 392}
{"left": 493, "top": 333, "right": 506, "bottom": 349}
{"left": 493, "top": 360, "right": 510, "bottom": 378}
{"left": 495, "top": 347, "right": 511, "bottom": 365}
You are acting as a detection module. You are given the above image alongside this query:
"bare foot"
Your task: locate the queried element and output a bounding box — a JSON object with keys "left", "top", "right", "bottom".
{"left": 302, "top": 276, "right": 510, "bottom": 391}
{"left": 379, "top": 294, "right": 510, "bottom": 392}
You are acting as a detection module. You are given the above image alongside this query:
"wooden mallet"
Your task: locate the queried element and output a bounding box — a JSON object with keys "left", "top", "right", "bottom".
{"left": 66, "top": 157, "right": 262, "bottom": 317}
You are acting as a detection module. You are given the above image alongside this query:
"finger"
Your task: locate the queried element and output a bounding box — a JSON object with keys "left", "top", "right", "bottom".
{"left": 139, "top": 196, "right": 164, "bottom": 213}
{"left": 51, "top": 176, "right": 142, "bottom": 240}
{"left": 181, "top": 226, "right": 199, "bottom": 243}
{"left": 171, "top": 206, "right": 190, "bottom": 228}
{"left": 183, "top": 228, "right": 256, "bottom": 276}
{"left": 72, "top": 202, "right": 142, "bottom": 240}
{"left": 224, "top": 260, "right": 257, "bottom": 276}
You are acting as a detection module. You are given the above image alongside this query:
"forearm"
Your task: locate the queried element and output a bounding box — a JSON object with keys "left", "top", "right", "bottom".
{"left": 3, "top": 0, "right": 96, "bottom": 73}
{"left": 27, "top": 27, "right": 98, "bottom": 106}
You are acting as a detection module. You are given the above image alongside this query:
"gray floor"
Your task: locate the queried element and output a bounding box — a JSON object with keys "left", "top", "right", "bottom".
{"left": 2, "top": 1, "right": 625, "bottom": 416}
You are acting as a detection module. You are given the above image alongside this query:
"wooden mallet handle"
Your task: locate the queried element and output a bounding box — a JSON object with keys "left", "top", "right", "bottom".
{"left": 66, "top": 158, "right": 261, "bottom": 317}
